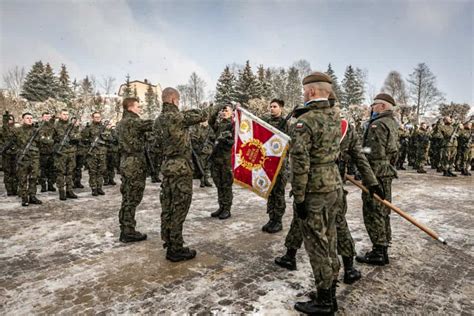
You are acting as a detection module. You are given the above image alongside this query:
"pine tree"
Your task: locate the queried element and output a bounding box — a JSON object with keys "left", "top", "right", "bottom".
{"left": 326, "top": 63, "right": 343, "bottom": 102}
{"left": 271, "top": 68, "right": 287, "bottom": 102}
{"left": 58, "top": 64, "right": 74, "bottom": 104}
{"left": 215, "top": 66, "right": 236, "bottom": 105}
{"left": 43, "top": 63, "right": 59, "bottom": 100}
{"left": 144, "top": 84, "right": 157, "bottom": 117}
{"left": 122, "top": 74, "right": 132, "bottom": 98}
{"left": 264, "top": 68, "right": 273, "bottom": 100}
{"left": 286, "top": 67, "right": 302, "bottom": 107}
{"left": 21, "top": 61, "right": 48, "bottom": 102}
{"left": 256, "top": 65, "right": 272, "bottom": 100}
{"left": 235, "top": 60, "right": 259, "bottom": 105}
{"left": 341, "top": 65, "right": 364, "bottom": 108}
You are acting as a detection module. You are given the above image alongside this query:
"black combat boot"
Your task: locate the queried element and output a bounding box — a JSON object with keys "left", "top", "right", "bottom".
{"left": 40, "top": 182, "right": 47, "bottom": 193}
{"left": 356, "top": 245, "right": 386, "bottom": 266}
{"left": 21, "top": 196, "right": 29, "bottom": 207}
{"left": 308, "top": 280, "right": 339, "bottom": 312}
{"left": 199, "top": 179, "right": 205, "bottom": 188}
{"left": 295, "top": 288, "right": 334, "bottom": 315}
{"left": 73, "top": 181, "right": 84, "bottom": 189}
{"left": 275, "top": 248, "right": 297, "bottom": 270}
{"left": 417, "top": 168, "right": 427, "bottom": 174}
{"left": 29, "top": 196, "right": 42, "bottom": 205}
{"left": 119, "top": 231, "right": 147, "bottom": 243}
{"left": 342, "top": 256, "right": 362, "bottom": 284}
{"left": 448, "top": 170, "right": 457, "bottom": 177}
{"left": 211, "top": 208, "right": 222, "bottom": 218}
{"left": 66, "top": 190, "right": 78, "bottom": 199}
{"left": 48, "top": 181, "right": 56, "bottom": 192}
{"left": 109, "top": 179, "right": 117, "bottom": 185}
{"left": 219, "top": 209, "right": 231, "bottom": 220}
{"left": 262, "top": 218, "right": 274, "bottom": 232}
{"left": 92, "top": 189, "right": 98, "bottom": 196}
{"left": 442, "top": 170, "right": 450, "bottom": 177}
{"left": 97, "top": 187, "right": 105, "bottom": 195}
{"left": 266, "top": 219, "right": 283, "bottom": 233}
{"left": 59, "top": 190, "right": 67, "bottom": 201}
{"left": 166, "top": 247, "right": 197, "bottom": 262}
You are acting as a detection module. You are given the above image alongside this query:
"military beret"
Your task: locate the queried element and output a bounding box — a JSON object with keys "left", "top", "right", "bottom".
{"left": 372, "top": 93, "right": 396, "bottom": 107}
{"left": 302, "top": 72, "right": 332, "bottom": 85}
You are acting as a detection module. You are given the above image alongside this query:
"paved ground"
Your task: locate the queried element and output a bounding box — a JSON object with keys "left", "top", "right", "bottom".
{"left": 0, "top": 168, "right": 473, "bottom": 315}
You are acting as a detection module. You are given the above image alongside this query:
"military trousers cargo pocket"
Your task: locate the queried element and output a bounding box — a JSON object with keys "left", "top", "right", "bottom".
{"left": 162, "top": 159, "right": 191, "bottom": 177}
{"left": 120, "top": 156, "right": 146, "bottom": 179}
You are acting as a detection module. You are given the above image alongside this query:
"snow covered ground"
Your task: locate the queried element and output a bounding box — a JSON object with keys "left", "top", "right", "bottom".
{"left": 0, "top": 168, "right": 472, "bottom": 314}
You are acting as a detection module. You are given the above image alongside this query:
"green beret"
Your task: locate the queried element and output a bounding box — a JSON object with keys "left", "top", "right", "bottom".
{"left": 302, "top": 72, "right": 332, "bottom": 85}
{"left": 373, "top": 93, "right": 396, "bottom": 107}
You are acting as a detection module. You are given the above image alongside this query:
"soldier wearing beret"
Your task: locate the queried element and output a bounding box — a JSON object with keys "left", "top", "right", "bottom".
{"left": 356, "top": 93, "right": 399, "bottom": 266}
{"left": 287, "top": 72, "right": 342, "bottom": 315}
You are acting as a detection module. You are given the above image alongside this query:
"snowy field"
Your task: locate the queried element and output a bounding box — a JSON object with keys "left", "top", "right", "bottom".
{"left": 0, "top": 168, "right": 472, "bottom": 315}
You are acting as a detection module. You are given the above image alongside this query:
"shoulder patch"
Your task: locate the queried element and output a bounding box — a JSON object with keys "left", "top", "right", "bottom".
{"left": 295, "top": 122, "right": 304, "bottom": 129}
{"left": 371, "top": 124, "right": 377, "bottom": 128}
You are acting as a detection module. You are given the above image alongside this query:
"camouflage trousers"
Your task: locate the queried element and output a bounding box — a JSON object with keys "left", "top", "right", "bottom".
{"left": 151, "top": 151, "right": 163, "bottom": 181}
{"left": 430, "top": 143, "right": 442, "bottom": 169}
{"left": 17, "top": 157, "right": 39, "bottom": 198}
{"left": 415, "top": 146, "right": 429, "bottom": 169}
{"left": 301, "top": 189, "right": 341, "bottom": 289}
{"left": 267, "top": 167, "right": 288, "bottom": 221}
{"left": 198, "top": 153, "right": 211, "bottom": 181}
{"left": 73, "top": 154, "right": 86, "bottom": 185}
{"left": 362, "top": 177, "right": 392, "bottom": 247}
{"left": 285, "top": 188, "right": 355, "bottom": 258}
{"left": 459, "top": 147, "right": 472, "bottom": 170}
{"left": 397, "top": 144, "right": 408, "bottom": 166}
{"left": 87, "top": 153, "right": 106, "bottom": 189}
{"left": 2, "top": 153, "right": 18, "bottom": 194}
{"left": 39, "top": 153, "right": 55, "bottom": 186}
{"left": 105, "top": 152, "right": 119, "bottom": 183}
{"left": 55, "top": 152, "right": 76, "bottom": 191}
{"left": 160, "top": 158, "right": 193, "bottom": 251}
{"left": 119, "top": 155, "right": 147, "bottom": 233}
{"left": 211, "top": 157, "right": 233, "bottom": 212}
{"left": 440, "top": 146, "right": 457, "bottom": 172}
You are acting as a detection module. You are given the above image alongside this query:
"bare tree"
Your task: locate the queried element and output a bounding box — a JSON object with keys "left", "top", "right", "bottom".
{"left": 177, "top": 84, "right": 192, "bottom": 108}
{"left": 188, "top": 72, "right": 206, "bottom": 108}
{"left": 2, "top": 66, "right": 26, "bottom": 97}
{"left": 100, "top": 76, "right": 116, "bottom": 95}
{"left": 292, "top": 59, "right": 312, "bottom": 82}
{"left": 407, "top": 63, "right": 444, "bottom": 119}
{"left": 438, "top": 102, "right": 471, "bottom": 121}
{"left": 382, "top": 71, "right": 408, "bottom": 105}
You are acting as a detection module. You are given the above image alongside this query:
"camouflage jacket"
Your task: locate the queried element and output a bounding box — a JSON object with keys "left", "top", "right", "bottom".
{"left": 209, "top": 106, "right": 234, "bottom": 162}
{"left": 53, "top": 119, "right": 81, "bottom": 154}
{"left": 290, "top": 100, "right": 342, "bottom": 203}
{"left": 262, "top": 114, "right": 289, "bottom": 134}
{"left": 398, "top": 128, "right": 409, "bottom": 147}
{"left": 414, "top": 128, "right": 430, "bottom": 148}
{"left": 190, "top": 124, "right": 214, "bottom": 156}
{"left": 1, "top": 123, "right": 18, "bottom": 155}
{"left": 116, "top": 110, "right": 153, "bottom": 156}
{"left": 340, "top": 123, "right": 378, "bottom": 187}
{"left": 157, "top": 102, "right": 207, "bottom": 175}
{"left": 457, "top": 128, "right": 472, "bottom": 150}
{"left": 362, "top": 110, "right": 398, "bottom": 178}
{"left": 106, "top": 128, "right": 119, "bottom": 154}
{"left": 439, "top": 124, "right": 458, "bottom": 147}
{"left": 38, "top": 120, "right": 55, "bottom": 155}
{"left": 81, "top": 121, "right": 111, "bottom": 155}
{"left": 13, "top": 124, "right": 41, "bottom": 160}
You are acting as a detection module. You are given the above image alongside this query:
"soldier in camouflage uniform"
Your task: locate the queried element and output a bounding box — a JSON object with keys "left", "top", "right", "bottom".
{"left": 430, "top": 120, "right": 443, "bottom": 171}
{"left": 190, "top": 121, "right": 214, "bottom": 187}
{"left": 261, "top": 99, "right": 288, "bottom": 233}
{"left": 209, "top": 104, "right": 234, "bottom": 220}
{"left": 356, "top": 93, "right": 399, "bottom": 266}
{"left": 458, "top": 121, "right": 472, "bottom": 176}
{"left": 73, "top": 123, "right": 87, "bottom": 189}
{"left": 104, "top": 125, "right": 119, "bottom": 185}
{"left": 407, "top": 125, "right": 417, "bottom": 168}
{"left": 13, "top": 113, "right": 42, "bottom": 206}
{"left": 439, "top": 116, "right": 458, "bottom": 177}
{"left": 396, "top": 125, "right": 409, "bottom": 170}
{"left": 82, "top": 112, "right": 110, "bottom": 196}
{"left": 288, "top": 73, "right": 342, "bottom": 315}
{"left": 1, "top": 112, "right": 18, "bottom": 196}
{"left": 157, "top": 87, "right": 208, "bottom": 261}
{"left": 116, "top": 97, "right": 153, "bottom": 243}
{"left": 38, "top": 112, "right": 56, "bottom": 192}
{"left": 53, "top": 109, "right": 81, "bottom": 200}
{"left": 414, "top": 122, "right": 430, "bottom": 173}
{"left": 149, "top": 127, "right": 163, "bottom": 183}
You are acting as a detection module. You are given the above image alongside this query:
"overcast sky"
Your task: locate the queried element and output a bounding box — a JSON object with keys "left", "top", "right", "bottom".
{"left": 1, "top": 0, "right": 472, "bottom": 104}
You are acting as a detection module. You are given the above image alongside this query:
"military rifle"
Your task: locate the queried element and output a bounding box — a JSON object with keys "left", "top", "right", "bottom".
{"left": 17, "top": 121, "right": 45, "bottom": 168}
{"left": 87, "top": 120, "right": 109, "bottom": 155}
{"left": 449, "top": 122, "right": 460, "bottom": 144}
{"left": 55, "top": 117, "right": 78, "bottom": 155}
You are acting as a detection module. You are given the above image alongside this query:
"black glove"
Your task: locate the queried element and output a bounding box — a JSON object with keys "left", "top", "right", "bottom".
{"left": 368, "top": 184, "right": 385, "bottom": 200}
{"left": 295, "top": 201, "right": 308, "bottom": 220}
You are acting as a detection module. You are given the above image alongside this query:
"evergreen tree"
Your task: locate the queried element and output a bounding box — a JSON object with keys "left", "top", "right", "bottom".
{"left": 21, "top": 61, "right": 48, "bottom": 102}
{"left": 133, "top": 86, "right": 138, "bottom": 99}
{"left": 215, "top": 66, "right": 237, "bottom": 105}
{"left": 263, "top": 68, "right": 273, "bottom": 100}
{"left": 326, "top": 63, "right": 343, "bottom": 102}
{"left": 235, "top": 60, "right": 259, "bottom": 105}
{"left": 144, "top": 84, "right": 157, "bottom": 117}
{"left": 256, "top": 65, "right": 272, "bottom": 100}
{"left": 286, "top": 67, "right": 302, "bottom": 108}
{"left": 122, "top": 74, "right": 132, "bottom": 98}
{"left": 341, "top": 65, "right": 364, "bottom": 108}
{"left": 58, "top": 64, "right": 74, "bottom": 104}
{"left": 271, "top": 68, "right": 287, "bottom": 102}
{"left": 43, "top": 63, "right": 59, "bottom": 100}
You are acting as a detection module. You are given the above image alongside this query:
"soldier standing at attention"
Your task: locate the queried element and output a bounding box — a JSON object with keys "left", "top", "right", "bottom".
{"left": 261, "top": 99, "right": 288, "bottom": 233}
{"left": 356, "top": 93, "right": 399, "bottom": 266}
{"left": 116, "top": 97, "right": 153, "bottom": 243}
{"left": 414, "top": 122, "right": 430, "bottom": 173}
{"left": 458, "top": 121, "right": 472, "bottom": 176}
{"left": 209, "top": 104, "right": 234, "bottom": 220}
{"left": 53, "top": 109, "right": 80, "bottom": 201}
{"left": 14, "top": 113, "right": 42, "bottom": 206}
{"left": 82, "top": 112, "right": 110, "bottom": 196}
{"left": 396, "top": 125, "right": 409, "bottom": 170}
{"left": 290, "top": 72, "right": 342, "bottom": 315}
{"left": 1, "top": 112, "right": 18, "bottom": 196}
{"left": 439, "top": 116, "right": 458, "bottom": 177}
{"left": 157, "top": 87, "right": 208, "bottom": 261}
{"left": 38, "top": 112, "right": 56, "bottom": 192}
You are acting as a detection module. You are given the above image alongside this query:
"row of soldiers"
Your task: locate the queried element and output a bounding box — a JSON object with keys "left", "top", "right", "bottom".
{"left": 397, "top": 117, "right": 473, "bottom": 176}
{"left": 0, "top": 110, "right": 121, "bottom": 206}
